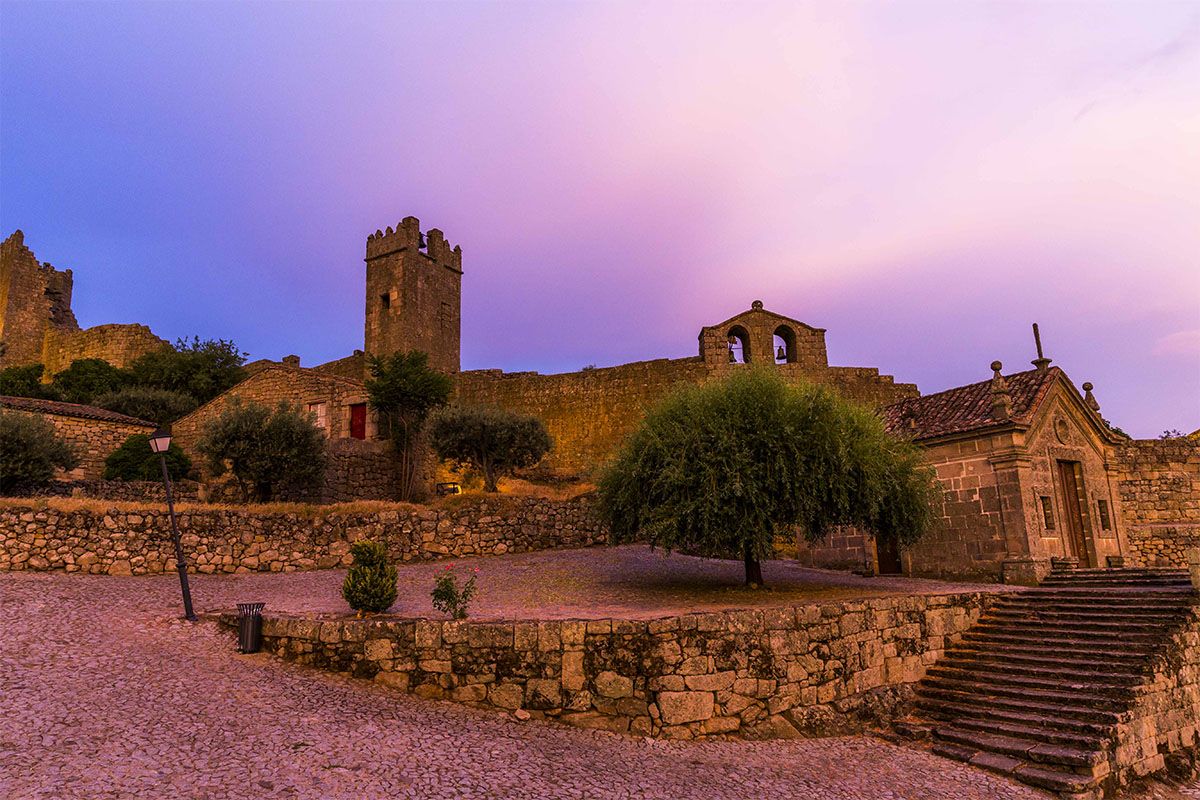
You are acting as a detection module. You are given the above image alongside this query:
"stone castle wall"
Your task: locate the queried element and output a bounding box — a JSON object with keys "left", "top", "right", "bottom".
{"left": 459, "top": 360, "right": 917, "bottom": 477}
{"left": 1118, "top": 439, "right": 1200, "bottom": 567}
{"left": 40, "top": 323, "right": 169, "bottom": 376}
{"left": 241, "top": 590, "right": 997, "bottom": 740}
{"left": 0, "top": 495, "right": 605, "bottom": 575}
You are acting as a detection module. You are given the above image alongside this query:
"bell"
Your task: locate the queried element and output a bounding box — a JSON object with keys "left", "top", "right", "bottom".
{"left": 777, "top": 346, "right": 786, "bottom": 361}
{"left": 727, "top": 334, "right": 738, "bottom": 345}
{"left": 728, "top": 347, "right": 736, "bottom": 363}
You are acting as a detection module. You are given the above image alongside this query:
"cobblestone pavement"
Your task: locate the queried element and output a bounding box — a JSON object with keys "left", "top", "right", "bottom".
{"left": 0, "top": 570, "right": 1055, "bottom": 800}
{"left": 169, "top": 544, "right": 1016, "bottom": 621}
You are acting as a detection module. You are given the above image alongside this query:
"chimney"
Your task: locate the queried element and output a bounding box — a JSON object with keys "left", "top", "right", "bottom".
{"left": 282, "top": 355, "right": 301, "bottom": 368}
{"left": 1031, "top": 323, "right": 1052, "bottom": 372}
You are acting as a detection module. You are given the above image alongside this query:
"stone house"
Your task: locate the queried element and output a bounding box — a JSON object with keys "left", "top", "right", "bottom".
{"left": 796, "top": 359, "right": 1133, "bottom": 583}
{"left": 170, "top": 363, "right": 400, "bottom": 503}
{"left": 0, "top": 395, "right": 155, "bottom": 480}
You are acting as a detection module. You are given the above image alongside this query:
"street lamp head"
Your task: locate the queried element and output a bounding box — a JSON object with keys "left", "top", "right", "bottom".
{"left": 149, "top": 428, "right": 172, "bottom": 454}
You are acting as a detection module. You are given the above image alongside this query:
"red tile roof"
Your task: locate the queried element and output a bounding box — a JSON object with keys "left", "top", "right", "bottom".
{"left": 882, "top": 367, "right": 1061, "bottom": 441}
{"left": 0, "top": 395, "right": 156, "bottom": 427}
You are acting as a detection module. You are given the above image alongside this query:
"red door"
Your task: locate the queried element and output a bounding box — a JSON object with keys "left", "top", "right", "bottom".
{"left": 349, "top": 403, "right": 367, "bottom": 440}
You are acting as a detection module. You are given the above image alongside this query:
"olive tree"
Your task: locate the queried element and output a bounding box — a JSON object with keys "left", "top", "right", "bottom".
{"left": 0, "top": 411, "right": 79, "bottom": 493}
{"left": 597, "top": 368, "right": 940, "bottom": 586}
{"left": 429, "top": 405, "right": 552, "bottom": 492}
{"left": 195, "top": 398, "right": 326, "bottom": 502}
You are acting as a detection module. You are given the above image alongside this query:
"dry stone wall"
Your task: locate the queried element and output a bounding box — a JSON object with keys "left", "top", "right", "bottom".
{"left": 0, "top": 495, "right": 604, "bottom": 575}
{"left": 3, "top": 407, "right": 154, "bottom": 480}
{"left": 1118, "top": 439, "right": 1200, "bottom": 567}
{"left": 240, "top": 591, "right": 997, "bottom": 740}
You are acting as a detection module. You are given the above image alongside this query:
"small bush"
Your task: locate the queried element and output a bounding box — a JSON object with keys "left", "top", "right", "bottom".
{"left": 431, "top": 564, "right": 478, "bottom": 619}
{"left": 93, "top": 387, "right": 198, "bottom": 426}
{"left": 103, "top": 434, "right": 193, "bottom": 481}
{"left": 0, "top": 364, "right": 57, "bottom": 400}
{"left": 0, "top": 411, "right": 79, "bottom": 493}
{"left": 341, "top": 540, "right": 398, "bottom": 614}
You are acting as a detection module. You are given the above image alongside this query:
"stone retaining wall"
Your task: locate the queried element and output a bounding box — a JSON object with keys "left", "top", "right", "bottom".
{"left": 1113, "top": 606, "right": 1200, "bottom": 788}
{"left": 238, "top": 591, "right": 997, "bottom": 740}
{"left": 0, "top": 495, "right": 604, "bottom": 575}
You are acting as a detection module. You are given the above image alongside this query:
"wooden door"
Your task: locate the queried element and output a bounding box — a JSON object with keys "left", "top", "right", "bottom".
{"left": 349, "top": 403, "right": 367, "bottom": 440}
{"left": 877, "top": 535, "right": 902, "bottom": 574}
{"left": 1057, "top": 460, "right": 1092, "bottom": 566}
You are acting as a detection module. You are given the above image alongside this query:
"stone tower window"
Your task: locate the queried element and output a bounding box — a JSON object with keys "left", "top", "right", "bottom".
{"left": 380, "top": 292, "right": 391, "bottom": 311}
{"left": 727, "top": 326, "right": 751, "bottom": 364}
{"left": 774, "top": 325, "right": 797, "bottom": 364}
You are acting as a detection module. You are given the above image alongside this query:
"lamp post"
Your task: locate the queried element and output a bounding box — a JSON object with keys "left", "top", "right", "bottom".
{"left": 149, "top": 428, "right": 197, "bottom": 622}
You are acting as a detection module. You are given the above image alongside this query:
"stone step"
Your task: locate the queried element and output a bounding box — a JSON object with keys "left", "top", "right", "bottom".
{"left": 959, "top": 632, "right": 1158, "bottom": 659}
{"left": 989, "top": 607, "right": 1185, "bottom": 626}
{"left": 951, "top": 716, "right": 1110, "bottom": 750}
{"left": 970, "top": 620, "right": 1167, "bottom": 642}
{"left": 934, "top": 725, "right": 1106, "bottom": 770}
{"left": 931, "top": 741, "right": 1100, "bottom": 794}
{"left": 926, "top": 665, "right": 1138, "bottom": 697}
{"left": 922, "top": 675, "right": 1119, "bottom": 707}
{"left": 917, "top": 686, "right": 1125, "bottom": 725}
{"left": 937, "top": 653, "right": 1146, "bottom": 682}
{"left": 917, "top": 697, "right": 1117, "bottom": 737}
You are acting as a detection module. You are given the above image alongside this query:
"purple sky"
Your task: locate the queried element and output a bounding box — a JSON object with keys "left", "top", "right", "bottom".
{"left": 2, "top": 1, "right": 1197, "bottom": 437}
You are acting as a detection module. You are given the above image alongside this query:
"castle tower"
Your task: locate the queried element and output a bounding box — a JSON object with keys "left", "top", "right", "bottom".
{"left": 0, "top": 230, "right": 80, "bottom": 369}
{"left": 364, "top": 216, "right": 462, "bottom": 374}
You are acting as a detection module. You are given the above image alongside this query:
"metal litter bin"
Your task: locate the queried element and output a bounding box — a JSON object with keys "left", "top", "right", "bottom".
{"left": 237, "top": 602, "right": 266, "bottom": 653}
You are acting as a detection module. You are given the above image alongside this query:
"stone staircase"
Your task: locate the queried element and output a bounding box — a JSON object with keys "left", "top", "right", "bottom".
{"left": 910, "top": 567, "right": 1197, "bottom": 798}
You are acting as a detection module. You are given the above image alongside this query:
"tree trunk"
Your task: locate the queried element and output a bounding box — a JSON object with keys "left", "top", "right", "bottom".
{"left": 483, "top": 463, "right": 498, "bottom": 493}
{"left": 743, "top": 546, "right": 763, "bottom": 587}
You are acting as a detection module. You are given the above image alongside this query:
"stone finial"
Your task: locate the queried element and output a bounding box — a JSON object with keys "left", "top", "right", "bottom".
{"left": 1082, "top": 381, "right": 1100, "bottom": 412}
{"left": 990, "top": 360, "right": 1012, "bottom": 420}
{"left": 751, "top": 300, "right": 764, "bottom": 311}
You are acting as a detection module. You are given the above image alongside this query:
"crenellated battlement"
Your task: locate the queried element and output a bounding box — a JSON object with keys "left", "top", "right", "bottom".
{"left": 365, "top": 216, "right": 462, "bottom": 272}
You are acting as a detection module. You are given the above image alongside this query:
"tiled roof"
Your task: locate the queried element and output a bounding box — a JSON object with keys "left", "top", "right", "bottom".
{"left": 0, "top": 395, "right": 156, "bottom": 427}
{"left": 882, "top": 367, "right": 1061, "bottom": 441}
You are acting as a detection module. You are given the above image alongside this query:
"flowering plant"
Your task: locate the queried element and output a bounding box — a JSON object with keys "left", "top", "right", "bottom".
{"left": 431, "top": 564, "right": 478, "bottom": 620}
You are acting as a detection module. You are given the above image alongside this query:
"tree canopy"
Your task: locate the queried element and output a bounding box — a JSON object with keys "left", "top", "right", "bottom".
{"left": 92, "top": 387, "right": 198, "bottom": 426}
{"left": 48, "top": 358, "right": 128, "bottom": 405}
{"left": 429, "top": 405, "right": 552, "bottom": 492}
{"left": 195, "top": 398, "right": 326, "bottom": 502}
{"left": 104, "top": 433, "right": 193, "bottom": 481}
{"left": 365, "top": 351, "right": 453, "bottom": 500}
{"left": 597, "top": 368, "right": 941, "bottom": 586}
{"left": 126, "top": 337, "right": 247, "bottom": 404}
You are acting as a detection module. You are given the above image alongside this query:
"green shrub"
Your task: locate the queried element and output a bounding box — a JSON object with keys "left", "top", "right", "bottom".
{"left": 195, "top": 398, "right": 326, "bottom": 502}
{"left": 92, "top": 386, "right": 198, "bottom": 426}
{"left": 103, "top": 434, "right": 193, "bottom": 481}
{"left": 597, "top": 368, "right": 941, "bottom": 586}
{"left": 0, "top": 411, "right": 79, "bottom": 493}
{"left": 0, "top": 364, "right": 57, "bottom": 400}
{"left": 341, "top": 540, "right": 398, "bottom": 614}
{"left": 429, "top": 405, "right": 552, "bottom": 492}
{"left": 50, "top": 358, "right": 127, "bottom": 405}
{"left": 430, "top": 564, "right": 478, "bottom": 619}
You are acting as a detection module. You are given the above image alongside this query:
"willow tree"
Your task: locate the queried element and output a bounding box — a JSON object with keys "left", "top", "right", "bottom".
{"left": 597, "top": 368, "right": 940, "bottom": 586}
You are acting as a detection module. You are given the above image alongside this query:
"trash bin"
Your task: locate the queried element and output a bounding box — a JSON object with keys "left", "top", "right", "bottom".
{"left": 237, "top": 602, "right": 266, "bottom": 653}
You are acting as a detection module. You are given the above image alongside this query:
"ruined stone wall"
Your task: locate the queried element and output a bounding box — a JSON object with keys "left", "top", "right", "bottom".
{"left": 0, "top": 495, "right": 604, "bottom": 574}
{"left": 40, "top": 323, "right": 169, "bottom": 376}
{"left": 0, "top": 230, "right": 78, "bottom": 368}
{"left": 241, "top": 591, "right": 997, "bottom": 740}
{"left": 1112, "top": 605, "right": 1200, "bottom": 788}
{"left": 4, "top": 408, "right": 154, "bottom": 481}
{"left": 1118, "top": 439, "right": 1200, "bottom": 567}
{"left": 458, "top": 360, "right": 917, "bottom": 477}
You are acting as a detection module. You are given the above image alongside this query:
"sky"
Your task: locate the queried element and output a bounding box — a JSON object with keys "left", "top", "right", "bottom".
{"left": 1, "top": 1, "right": 1197, "bottom": 437}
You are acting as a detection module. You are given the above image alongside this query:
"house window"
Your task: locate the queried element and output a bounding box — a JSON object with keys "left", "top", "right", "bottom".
{"left": 307, "top": 402, "right": 327, "bottom": 431}
{"left": 1039, "top": 496, "right": 1055, "bottom": 530}
{"left": 1097, "top": 499, "right": 1112, "bottom": 531}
